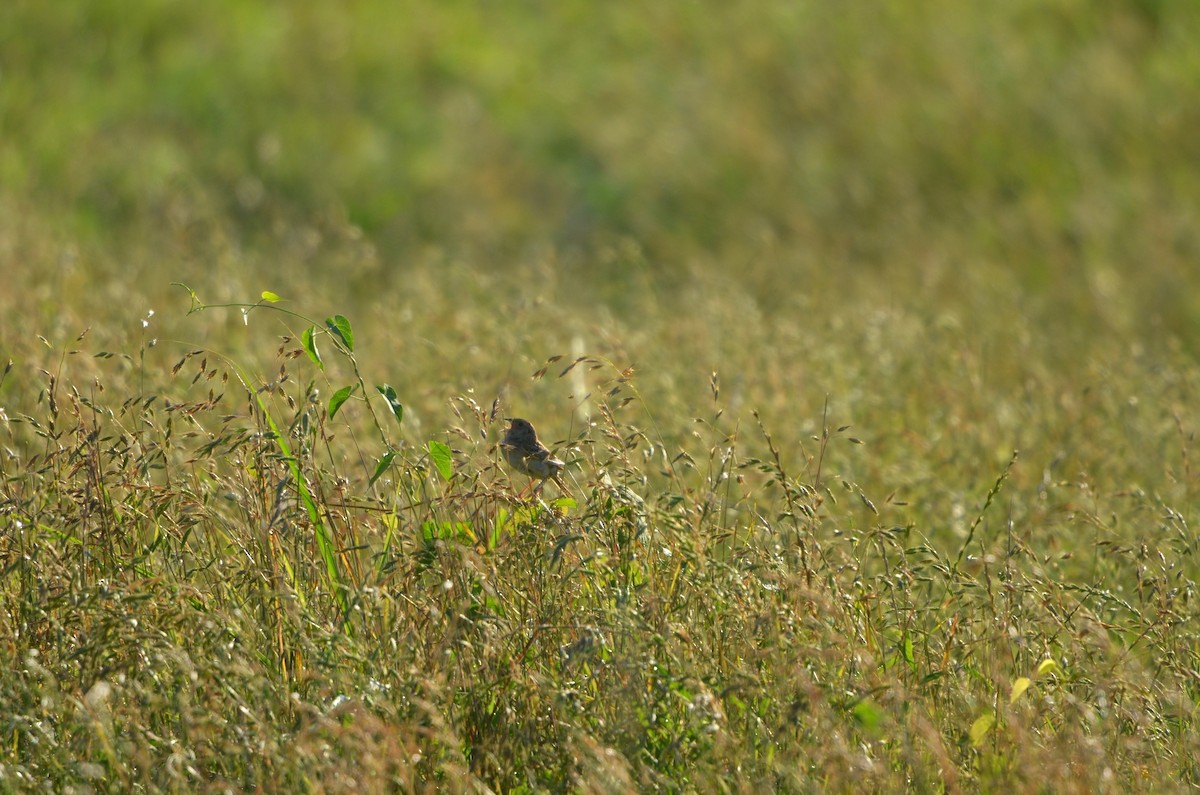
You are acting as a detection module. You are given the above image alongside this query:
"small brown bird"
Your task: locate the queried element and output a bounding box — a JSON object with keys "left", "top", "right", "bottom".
{"left": 501, "top": 417, "right": 567, "bottom": 495}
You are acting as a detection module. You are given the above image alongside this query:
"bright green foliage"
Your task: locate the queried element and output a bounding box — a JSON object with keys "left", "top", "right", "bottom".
{"left": 328, "top": 384, "right": 354, "bottom": 419}
{"left": 326, "top": 315, "right": 355, "bottom": 353}
{"left": 427, "top": 440, "right": 454, "bottom": 482}
{"left": 376, "top": 384, "right": 404, "bottom": 425}
{"left": 302, "top": 325, "right": 323, "bottom": 370}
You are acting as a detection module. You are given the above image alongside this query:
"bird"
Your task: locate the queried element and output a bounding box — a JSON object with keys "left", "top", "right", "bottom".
{"left": 501, "top": 418, "right": 568, "bottom": 496}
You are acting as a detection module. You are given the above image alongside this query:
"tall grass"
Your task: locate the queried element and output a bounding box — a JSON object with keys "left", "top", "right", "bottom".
{"left": 2, "top": 0, "right": 1199, "bottom": 791}
{"left": 2, "top": 290, "right": 1196, "bottom": 791}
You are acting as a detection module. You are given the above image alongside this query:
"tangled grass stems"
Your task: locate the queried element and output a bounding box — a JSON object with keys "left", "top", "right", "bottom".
{"left": 0, "top": 297, "right": 1196, "bottom": 792}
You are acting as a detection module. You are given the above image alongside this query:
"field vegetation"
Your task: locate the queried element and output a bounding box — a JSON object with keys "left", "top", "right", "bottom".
{"left": 1, "top": 1, "right": 1198, "bottom": 792}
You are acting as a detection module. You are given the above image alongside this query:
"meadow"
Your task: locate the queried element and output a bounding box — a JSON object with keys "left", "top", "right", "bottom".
{"left": 1, "top": 1, "right": 1198, "bottom": 792}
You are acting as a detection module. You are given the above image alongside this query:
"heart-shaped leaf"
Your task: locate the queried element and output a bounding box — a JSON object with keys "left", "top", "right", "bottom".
{"left": 376, "top": 384, "right": 403, "bottom": 424}
{"left": 325, "top": 314, "right": 354, "bottom": 352}
{"left": 369, "top": 451, "right": 396, "bottom": 487}
{"left": 428, "top": 440, "right": 453, "bottom": 481}
{"left": 328, "top": 385, "right": 354, "bottom": 419}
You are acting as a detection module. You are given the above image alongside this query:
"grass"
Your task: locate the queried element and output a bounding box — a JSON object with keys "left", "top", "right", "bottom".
{"left": 2, "top": 1, "right": 1199, "bottom": 792}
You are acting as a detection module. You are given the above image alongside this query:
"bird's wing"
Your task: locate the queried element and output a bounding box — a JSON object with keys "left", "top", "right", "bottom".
{"left": 525, "top": 444, "right": 561, "bottom": 470}
{"left": 531, "top": 445, "right": 564, "bottom": 467}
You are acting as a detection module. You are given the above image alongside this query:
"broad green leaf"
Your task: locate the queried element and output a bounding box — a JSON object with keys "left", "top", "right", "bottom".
{"left": 550, "top": 496, "right": 577, "bottom": 512}
{"left": 261, "top": 291, "right": 281, "bottom": 302}
{"left": 851, "top": 699, "right": 883, "bottom": 732}
{"left": 377, "top": 384, "right": 403, "bottom": 424}
{"left": 427, "top": 440, "right": 453, "bottom": 481}
{"left": 421, "top": 520, "right": 459, "bottom": 542}
{"left": 302, "top": 326, "right": 323, "bottom": 370}
{"left": 1036, "top": 659, "right": 1061, "bottom": 678}
{"left": 369, "top": 451, "right": 396, "bottom": 487}
{"left": 903, "top": 634, "right": 915, "bottom": 665}
{"left": 328, "top": 385, "right": 354, "bottom": 419}
{"left": 1009, "top": 676, "right": 1032, "bottom": 703}
{"left": 325, "top": 314, "right": 354, "bottom": 352}
{"left": 969, "top": 711, "right": 995, "bottom": 746}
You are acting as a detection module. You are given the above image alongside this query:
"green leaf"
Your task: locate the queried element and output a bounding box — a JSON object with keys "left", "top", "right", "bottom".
{"left": 903, "top": 633, "right": 915, "bottom": 665}
{"left": 851, "top": 699, "right": 883, "bottom": 732}
{"left": 427, "top": 440, "right": 453, "bottom": 481}
{"left": 325, "top": 314, "right": 354, "bottom": 352}
{"left": 377, "top": 384, "right": 403, "bottom": 424}
{"left": 369, "top": 451, "right": 396, "bottom": 487}
{"left": 1009, "top": 676, "right": 1032, "bottom": 704}
{"left": 969, "top": 711, "right": 995, "bottom": 747}
{"left": 261, "top": 291, "right": 281, "bottom": 303}
{"left": 329, "top": 385, "right": 354, "bottom": 419}
{"left": 421, "top": 520, "right": 458, "bottom": 542}
{"left": 302, "top": 326, "right": 323, "bottom": 370}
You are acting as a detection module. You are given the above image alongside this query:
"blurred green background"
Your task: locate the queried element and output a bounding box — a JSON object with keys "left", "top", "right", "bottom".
{"left": 5, "top": 0, "right": 1198, "bottom": 318}
{"left": 2, "top": 0, "right": 1198, "bottom": 469}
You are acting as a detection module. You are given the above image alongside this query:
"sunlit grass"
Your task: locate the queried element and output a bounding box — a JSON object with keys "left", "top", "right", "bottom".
{"left": 2, "top": 1, "right": 1199, "bottom": 791}
{"left": 2, "top": 282, "right": 1196, "bottom": 791}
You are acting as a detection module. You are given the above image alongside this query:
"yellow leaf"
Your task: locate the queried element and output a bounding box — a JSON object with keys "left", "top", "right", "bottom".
{"left": 1036, "top": 659, "right": 1060, "bottom": 678}
{"left": 969, "top": 711, "right": 995, "bottom": 747}
{"left": 1009, "top": 676, "right": 1032, "bottom": 703}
